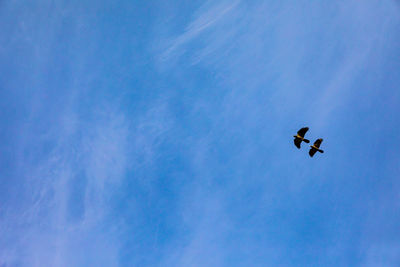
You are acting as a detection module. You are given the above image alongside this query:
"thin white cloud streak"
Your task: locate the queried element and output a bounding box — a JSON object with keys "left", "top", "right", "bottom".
{"left": 161, "top": 0, "right": 240, "bottom": 61}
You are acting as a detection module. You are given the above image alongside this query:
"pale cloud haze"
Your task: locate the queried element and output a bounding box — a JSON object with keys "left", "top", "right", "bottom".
{"left": 1, "top": 1, "right": 400, "bottom": 266}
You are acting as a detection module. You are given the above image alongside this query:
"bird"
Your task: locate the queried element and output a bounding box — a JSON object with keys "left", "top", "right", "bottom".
{"left": 293, "top": 127, "right": 310, "bottom": 149}
{"left": 309, "top": 138, "right": 324, "bottom": 157}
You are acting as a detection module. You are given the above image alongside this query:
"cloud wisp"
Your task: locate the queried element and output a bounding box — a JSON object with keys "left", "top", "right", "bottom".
{"left": 161, "top": 0, "right": 241, "bottom": 62}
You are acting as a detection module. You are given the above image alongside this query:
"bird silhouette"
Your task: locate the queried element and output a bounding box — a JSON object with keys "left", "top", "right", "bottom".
{"left": 293, "top": 127, "right": 310, "bottom": 149}
{"left": 309, "top": 138, "right": 324, "bottom": 157}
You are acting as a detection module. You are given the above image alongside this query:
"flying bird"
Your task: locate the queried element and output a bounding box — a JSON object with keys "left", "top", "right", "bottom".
{"left": 293, "top": 127, "right": 310, "bottom": 149}
{"left": 309, "top": 138, "right": 324, "bottom": 157}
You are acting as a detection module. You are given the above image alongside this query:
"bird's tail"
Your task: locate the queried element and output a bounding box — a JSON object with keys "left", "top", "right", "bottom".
{"left": 319, "top": 149, "right": 324, "bottom": 153}
{"left": 303, "top": 139, "right": 310, "bottom": 143}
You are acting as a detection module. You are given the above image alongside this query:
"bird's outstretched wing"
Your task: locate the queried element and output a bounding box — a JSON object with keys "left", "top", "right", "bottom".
{"left": 309, "top": 148, "right": 317, "bottom": 157}
{"left": 313, "top": 138, "right": 323, "bottom": 148}
{"left": 294, "top": 138, "right": 301, "bottom": 149}
{"left": 297, "top": 127, "right": 309, "bottom": 137}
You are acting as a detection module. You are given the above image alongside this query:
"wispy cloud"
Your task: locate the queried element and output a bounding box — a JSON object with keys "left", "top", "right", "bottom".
{"left": 311, "top": 0, "right": 400, "bottom": 130}
{"left": 2, "top": 0, "right": 400, "bottom": 266}
{"left": 153, "top": 1, "right": 400, "bottom": 266}
{"left": 161, "top": 0, "right": 241, "bottom": 61}
{"left": 0, "top": 100, "right": 130, "bottom": 266}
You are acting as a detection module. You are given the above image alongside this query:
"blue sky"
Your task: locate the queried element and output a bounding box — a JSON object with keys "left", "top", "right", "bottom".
{"left": 1, "top": 1, "right": 400, "bottom": 266}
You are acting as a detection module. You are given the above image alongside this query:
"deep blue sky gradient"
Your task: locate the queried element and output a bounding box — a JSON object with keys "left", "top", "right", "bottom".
{"left": 1, "top": 1, "right": 400, "bottom": 266}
